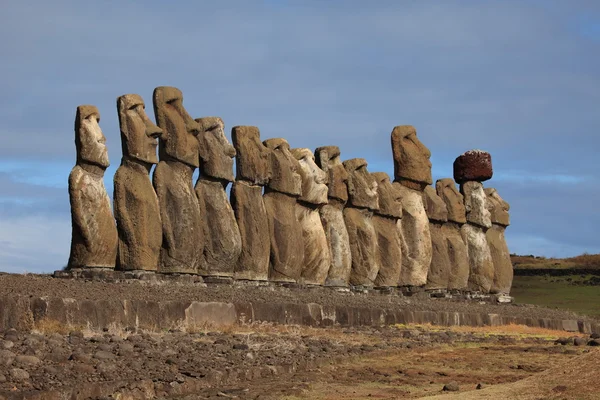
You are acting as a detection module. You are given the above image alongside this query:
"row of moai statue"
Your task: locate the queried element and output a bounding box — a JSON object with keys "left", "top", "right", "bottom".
{"left": 68, "top": 87, "right": 513, "bottom": 294}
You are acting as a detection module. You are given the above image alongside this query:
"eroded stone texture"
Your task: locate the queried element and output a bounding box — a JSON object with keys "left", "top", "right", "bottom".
{"left": 152, "top": 87, "right": 203, "bottom": 274}
{"left": 114, "top": 94, "right": 162, "bottom": 271}
{"left": 453, "top": 150, "right": 493, "bottom": 184}
{"left": 485, "top": 188, "right": 512, "bottom": 294}
{"left": 315, "top": 146, "right": 352, "bottom": 287}
{"left": 195, "top": 117, "right": 241, "bottom": 277}
{"left": 423, "top": 185, "right": 451, "bottom": 290}
{"left": 371, "top": 173, "right": 402, "bottom": 287}
{"left": 292, "top": 148, "right": 330, "bottom": 285}
{"left": 68, "top": 105, "right": 118, "bottom": 269}
{"left": 394, "top": 182, "right": 432, "bottom": 287}
{"left": 343, "top": 159, "right": 379, "bottom": 287}
{"left": 263, "top": 139, "right": 303, "bottom": 282}
{"left": 436, "top": 178, "right": 469, "bottom": 290}
{"left": 391, "top": 125, "right": 432, "bottom": 186}
{"left": 461, "top": 181, "right": 493, "bottom": 293}
{"left": 230, "top": 126, "right": 271, "bottom": 280}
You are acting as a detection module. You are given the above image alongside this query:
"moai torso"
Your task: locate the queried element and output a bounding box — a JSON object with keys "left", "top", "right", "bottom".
{"left": 195, "top": 117, "right": 241, "bottom": 277}
{"left": 315, "top": 146, "right": 352, "bottom": 287}
{"left": 436, "top": 178, "right": 469, "bottom": 291}
{"left": 391, "top": 125, "right": 433, "bottom": 287}
{"left": 152, "top": 87, "right": 203, "bottom": 274}
{"left": 230, "top": 126, "right": 271, "bottom": 280}
{"left": 485, "top": 188, "right": 513, "bottom": 294}
{"left": 68, "top": 105, "right": 118, "bottom": 269}
{"left": 423, "top": 185, "right": 451, "bottom": 290}
{"left": 292, "top": 148, "right": 331, "bottom": 285}
{"left": 113, "top": 94, "right": 163, "bottom": 271}
{"left": 263, "top": 138, "right": 304, "bottom": 282}
{"left": 343, "top": 158, "right": 380, "bottom": 287}
{"left": 371, "top": 172, "right": 403, "bottom": 288}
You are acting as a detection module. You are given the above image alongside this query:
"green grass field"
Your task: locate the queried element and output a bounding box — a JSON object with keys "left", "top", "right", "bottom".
{"left": 511, "top": 275, "right": 600, "bottom": 318}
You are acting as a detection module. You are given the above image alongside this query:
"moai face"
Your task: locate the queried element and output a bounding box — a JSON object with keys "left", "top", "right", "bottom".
{"left": 153, "top": 86, "right": 201, "bottom": 167}
{"left": 461, "top": 181, "right": 491, "bottom": 228}
{"left": 485, "top": 188, "right": 510, "bottom": 226}
{"left": 232, "top": 126, "right": 271, "bottom": 185}
{"left": 197, "top": 117, "right": 236, "bottom": 182}
{"left": 263, "top": 138, "right": 302, "bottom": 196}
{"left": 291, "top": 148, "right": 328, "bottom": 205}
{"left": 343, "top": 158, "right": 379, "bottom": 211}
{"left": 75, "top": 105, "right": 109, "bottom": 169}
{"left": 423, "top": 185, "right": 448, "bottom": 222}
{"left": 315, "top": 146, "right": 349, "bottom": 203}
{"left": 435, "top": 178, "right": 466, "bottom": 224}
{"left": 391, "top": 125, "right": 432, "bottom": 187}
{"left": 371, "top": 172, "right": 402, "bottom": 218}
{"left": 117, "top": 94, "right": 162, "bottom": 165}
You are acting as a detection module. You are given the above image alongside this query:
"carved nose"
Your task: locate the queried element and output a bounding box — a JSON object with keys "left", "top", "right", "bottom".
{"left": 226, "top": 145, "right": 236, "bottom": 158}
{"left": 186, "top": 117, "right": 201, "bottom": 135}
{"left": 146, "top": 120, "right": 163, "bottom": 139}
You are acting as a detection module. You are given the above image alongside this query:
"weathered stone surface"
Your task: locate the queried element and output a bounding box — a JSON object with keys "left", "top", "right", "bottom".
{"left": 436, "top": 178, "right": 466, "bottom": 224}
{"left": 487, "top": 224, "right": 513, "bottom": 294}
{"left": 371, "top": 172, "right": 402, "bottom": 219}
{"left": 114, "top": 94, "right": 163, "bottom": 271}
{"left": 314, "top": 146, "right": 349, "bottom": 203}
{"left": 320, "top": 202, "right": 352, "bottom": 287}
{"left": 426, "top": 222, "right": 451, "bottom": 290}
{"left": 344, "top": 207, "right": 379, "bottom": 287}
{"left": 264, "top": 191, "right": 304, "bottom": 282}
{"left": 423, "top": 185, "right": 448, "bottom": 223}
{"left": 292, "top": 148, "right": 330, "bottom": 285}
{"left": 232, "top": 126, "right": 271, "bottom": 185}
{"left": 443, "top": 222, "right": 470, "bottom": 290}
{"left": 462, "top": 223, "right": 494, "bottom": 293}
{"left": 343, "top": 158, "right": 379, "bottom": 211}
{"left": 68, "top": 105, "right": 118, "bottom": 269}
{"left": 152, "top": 87, "right": 203, "bottom": 274}
{"left": 372, "top": 215, "right": 402, "bottom": 287}
{"left": 461, "top": 181, "right": 492, "bottom": 229}
{"left": 395, "top": 183, "right": 432, "bottom": 287}
{"left": 231, "top": 181, "right": 270, "bottom": 281}
{"left": 195, "top": 117, "right": 241, "bottom": 277}
{"left": 391, "top": 125, "right": 432, "bottom": 186}
{"left": 485, "top": 187, "right": 510, "bottom": 227}
{"left": 453, "top": 150, "right": 493, "bottom": 184}
{"left": 264, "top": 138, "right": 302, "bottom": 196}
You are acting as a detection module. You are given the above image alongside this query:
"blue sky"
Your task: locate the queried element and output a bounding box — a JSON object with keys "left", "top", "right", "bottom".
{"left": 1, "top": 0, "right": 599, "bottom": 273}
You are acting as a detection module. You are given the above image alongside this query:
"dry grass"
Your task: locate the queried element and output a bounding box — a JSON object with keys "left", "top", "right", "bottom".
{"left": 511, "top": 253, "right": 600, "bottom": 269}
{"left": 395, "top": 323, "right": 581, "bottom": 339}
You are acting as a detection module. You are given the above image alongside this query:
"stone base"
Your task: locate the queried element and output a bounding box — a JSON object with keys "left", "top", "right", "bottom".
{"left": 426, "top": 289, "right": 450, "bottom": 299}
{"left": 494, "top": 294, "right": 514, "bottom": 304}
{"left": 54, "top": 269, "right": 205, "bottom": 285}
{"left": 203, "top": 276, "right": 234, "bottom": 285}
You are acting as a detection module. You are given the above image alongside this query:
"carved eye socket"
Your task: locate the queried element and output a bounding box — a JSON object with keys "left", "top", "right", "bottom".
{"left": 128, "top": 104, "right": 138, "bottom": 111}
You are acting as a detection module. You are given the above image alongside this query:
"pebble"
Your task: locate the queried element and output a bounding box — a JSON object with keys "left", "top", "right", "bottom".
{"left": 10, "top": 368, "right": 30, "bottom": 381}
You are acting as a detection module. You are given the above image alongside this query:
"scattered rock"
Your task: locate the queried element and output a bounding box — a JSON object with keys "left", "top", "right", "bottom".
{"left": 10, "top": 368, "right": 30, "bottom": 381}
{"left": 573, "top": 337, "right": 587, "bottom": 346}
{"left": 443, "top": 381, "right": 460, "bottom": 392}
{"left": 476, "top": 383, "right": 485, "bottom": 389}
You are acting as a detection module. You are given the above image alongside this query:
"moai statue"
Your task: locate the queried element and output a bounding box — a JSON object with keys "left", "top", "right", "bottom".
{"left": 423, "top": 185, "right": 451, "bottom": 290}
{"left": 371, "top": 172, "right": 403, "bottom": 287}
{"left": 195, "top": 117, "right": 242, "bottom": 277}
{"left": 68, "top": 105, "right": 118, "bottom": 269}
{"left": 485, "top": 188, "right": 513, "bottom": 294}
{"left": 114, "top": 94, "right": 163, "bottom": 271}
{"left": 291, "top": 148, "right": 331, "bottom": 285}
{"left": 391, "top": 125, "right": 433, "bottom": 287}
{"left": 152, "top": 87, "right": 203, "bottom": 274}
{"left": 343, "top": 158, "right": 380, "bottom": 287}
{"left": 436, "top": 178, "right": 470, "bottom": 291}
{"left": 263, "top": 138, "right": 304, "bottom": 282}
{"left": 315, "top": 146, "right": 352, "bottom": 287}
{"left": 454, "top": 150, "right": 494, "bottom": 293}
{"left": 230, "top": 126, "right": 271, "bottom": 280}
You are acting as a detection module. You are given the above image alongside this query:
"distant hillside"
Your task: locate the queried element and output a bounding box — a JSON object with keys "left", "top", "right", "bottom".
{"left": 511, "top": 253, "right": 600, "bottom": 270}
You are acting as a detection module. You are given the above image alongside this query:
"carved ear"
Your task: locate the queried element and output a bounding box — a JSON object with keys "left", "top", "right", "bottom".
{"left": 316, "top": 148, "right": 329, "bottom": 172}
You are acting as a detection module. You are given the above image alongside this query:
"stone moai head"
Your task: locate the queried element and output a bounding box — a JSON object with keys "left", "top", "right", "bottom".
{"left": 485, "top": 188, "right": 510, "bottom": 227}
{"left": 117, "top": 94, "right": 162, "bottom": 165}
{"left": 291, "top": 148, "right": 328, "bottom": 206}
{"left": 371, "top": 172, "right": 402, "bottom": 218}
{"left": 423, "top": 185, "right": 448, "bottom": 223}
{"left": 435, "top": 178, "right": 466, "bottom": 224}
{"left": 232, "top": 126, "right": 271, "bottom": 185}
{"left": 263, "top": 138, "right": 302, "bottom": 196}
{"left": 196, "top": 117, "right": 236, "bottom": 182}
{"left": 314, "top": 146, "right": 349, "bottom": 203}
{"left": 461, "top": 181, "right": 491, "bottom": 228}
{"left": 343, "top": 158, "right": 379, "bottom": 211}
{"left": 75, "top": 105, "right": 109, "bottom": 169}
{"left": 153, "top": 86, "right": 201, "bottom": 167}
{"left": 391, "top": 125, "right": 432, "bottom": 189}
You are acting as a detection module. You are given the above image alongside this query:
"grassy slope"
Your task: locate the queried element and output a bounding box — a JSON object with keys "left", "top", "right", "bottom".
{"left": 511, "top": 253, "right": 600, "bottom": 270}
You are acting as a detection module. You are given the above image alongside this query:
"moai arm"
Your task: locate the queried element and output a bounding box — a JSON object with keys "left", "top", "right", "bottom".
{"left": 113, "top": 176, "right": 137, "bottom": 248}
{"left": 69, "top": 169, "right": 92, "bottom": 248}
{"left": 152, "top": 169, "right": 176, "bottom": 257}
